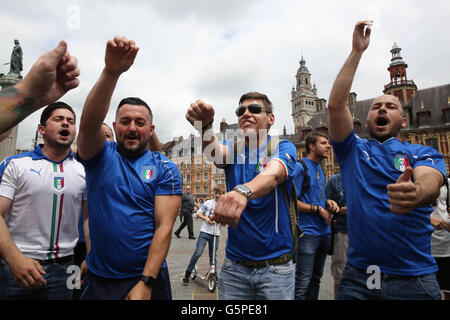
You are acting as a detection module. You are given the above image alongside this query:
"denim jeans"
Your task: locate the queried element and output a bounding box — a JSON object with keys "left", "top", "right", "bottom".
{"left": 295, "top": 234, "right": 331, "bottom": 300}
{"left": 186, "top": 232, "right": 219, "bottom": 275}
{"left": 0, "top": 257, "right": 74, "bottom": 300}
{"left": 335, "top": 263, "right": 441, "bottom": 300}
{"left": 218, "top": 256, "right": 294, "bottom": 300}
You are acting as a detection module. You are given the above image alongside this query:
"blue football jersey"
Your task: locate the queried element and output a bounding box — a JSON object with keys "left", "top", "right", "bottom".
{"left": 223, "top": 137, "right": 297, "bottom": 261}
{"left": 332, "top": 131, "right": 446, "bottom": 276}
{"left": 80, "top": 141, "right": 182, "bottom": 278}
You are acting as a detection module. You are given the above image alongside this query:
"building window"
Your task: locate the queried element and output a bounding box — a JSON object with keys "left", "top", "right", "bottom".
{"left": 444, "top": 108, "right": 450, "bottom": 123}
{"left": 417, "top": 111, "right": 430, "bottom": 127}
{"left": 204, "top": 173, "right": 208, "bottom": 180}
{"left": 425, "top": 138, "right": 439, "bottom": 151}
{"left": 196, "top": 173, "right": 200, "bottom": 180}
{"left": 196, "top": 186, "right": 201, "bottom": 194}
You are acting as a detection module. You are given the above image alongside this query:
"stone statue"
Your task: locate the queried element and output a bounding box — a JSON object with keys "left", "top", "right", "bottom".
{"left": 9, "top": 39, "right": 23, "bottom": 77}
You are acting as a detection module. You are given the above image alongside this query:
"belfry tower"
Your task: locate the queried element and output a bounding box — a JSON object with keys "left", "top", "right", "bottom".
{"left": 291, "top": 56, "right": 326, "bottom": 133}
{"left": 383, "top": 41, "right": 417, "bottom": 104}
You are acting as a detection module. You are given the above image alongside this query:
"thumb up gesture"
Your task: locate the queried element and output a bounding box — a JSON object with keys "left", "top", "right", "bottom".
{"left": 386, "top": 166, "right": 416, "bottom": 214}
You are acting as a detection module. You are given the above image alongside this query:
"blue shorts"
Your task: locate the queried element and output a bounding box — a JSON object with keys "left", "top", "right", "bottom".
{"left": 80, "top": 267, "right": 172, "bottom": 300}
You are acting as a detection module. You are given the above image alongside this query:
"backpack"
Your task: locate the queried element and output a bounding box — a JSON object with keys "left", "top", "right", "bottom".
{"left": 225, "top": 137, "right": 303, "bottom": 263}
{"left": 297, "top": 159, "right": 310, "bottom": 195}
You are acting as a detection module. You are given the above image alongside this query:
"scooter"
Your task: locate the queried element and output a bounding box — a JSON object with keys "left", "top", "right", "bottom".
{"left": 190, "top": 223, "right": 219, "bottom": 292}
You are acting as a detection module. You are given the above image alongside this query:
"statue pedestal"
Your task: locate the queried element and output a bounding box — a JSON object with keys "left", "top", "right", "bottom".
{"left": 0, "top": 74, "right": 21, "bottom": 87}
{"left": 0, "top": 75, "right": 21, "bottom": 161}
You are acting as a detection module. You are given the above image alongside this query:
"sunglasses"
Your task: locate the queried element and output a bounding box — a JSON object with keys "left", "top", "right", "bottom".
{"left": 235, "top": 104, "right": 268, "bottom": 117}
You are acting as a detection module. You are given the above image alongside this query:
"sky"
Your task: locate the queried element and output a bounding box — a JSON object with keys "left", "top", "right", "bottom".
{"left": 1, "top": 0, "right": 449, "bottom": 150}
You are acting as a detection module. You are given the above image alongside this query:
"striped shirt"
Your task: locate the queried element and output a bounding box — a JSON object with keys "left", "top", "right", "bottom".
{"left": 0, "top": 144, "right": 86, "bottom": 260}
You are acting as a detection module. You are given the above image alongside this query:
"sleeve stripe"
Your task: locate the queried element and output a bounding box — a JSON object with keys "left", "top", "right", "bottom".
{"left": 271, "top": 158, "right": 288, "bottom": 177}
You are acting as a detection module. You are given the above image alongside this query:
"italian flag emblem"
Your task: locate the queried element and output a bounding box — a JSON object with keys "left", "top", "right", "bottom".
{"left": 394, "top": 155, "right": 409, "bottom": 172}
{"left": 141, "top": 165, "right": 156, "bottom": 181}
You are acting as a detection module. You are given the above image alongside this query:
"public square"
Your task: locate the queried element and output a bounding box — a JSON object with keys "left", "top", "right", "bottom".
{"left": 166, "top": 217, "right": 334, "bottom": 300}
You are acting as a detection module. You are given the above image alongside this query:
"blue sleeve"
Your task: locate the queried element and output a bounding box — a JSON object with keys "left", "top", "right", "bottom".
{"left": 271, "top": 139, "right": 298, "bottom": 179}
{"left": 76, "top": 140, "right": 111, "bottom": 170}
{"left": 330, "top": 130, "right": 357, "bottom": 164}
{"left": 0, "top": 156, "right": 11, "bottom": 182}
{"left": 155, "top": 159, "right": 183, "bottom": 196}
{"left": 411, "top": 144, "right": 447, "bottom": 178}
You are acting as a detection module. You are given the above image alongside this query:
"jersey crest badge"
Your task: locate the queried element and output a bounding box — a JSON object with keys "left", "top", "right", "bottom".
{"left": 54, "top": 177, "right": 64, "bottom": 190}
{"left": 141, "top": 166, "right": 156, "bottom": 182}
{"left": 394, "top": 154, "right": 409, "bottom": 172}
{"left": 256, "top": 157, "right": 268, "bottom": 173}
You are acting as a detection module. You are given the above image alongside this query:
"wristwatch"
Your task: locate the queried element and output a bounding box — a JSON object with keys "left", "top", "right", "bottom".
{"left": 232, "top": 184, "right": 253, "bottom": 201}
{"left": 140, "top": 275, "right": 157, "bottom": 288}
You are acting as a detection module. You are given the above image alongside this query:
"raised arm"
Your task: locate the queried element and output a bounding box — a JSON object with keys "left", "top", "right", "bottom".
{"left": 186, "top": 99, "right": 228, "bottom": 168}
{"left": 0, "top": 41, "right": 79, "bottom": 137}
{"left": 328, "top": 21, "right": 372, "bottom": 142}
{"left": 77, "top": 36, "right": 139, "bottom": 160}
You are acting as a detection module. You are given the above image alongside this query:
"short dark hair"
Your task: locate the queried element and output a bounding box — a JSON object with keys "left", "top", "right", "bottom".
{"left": 304, "top": 131, "right": 329, "bottom": 154}
{"left": 239, "top": 92, "right": 273, "bottom": 113}
{"left": 116, "top": 97, "right": 153, "bottom": 120}
{"left": 40, "top": 102, "right": 76, "bottom": 126}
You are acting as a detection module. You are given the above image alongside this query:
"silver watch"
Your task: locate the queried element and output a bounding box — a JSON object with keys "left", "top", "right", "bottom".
{"left": 233, "top": 184, "right": 253, "bottom": 201}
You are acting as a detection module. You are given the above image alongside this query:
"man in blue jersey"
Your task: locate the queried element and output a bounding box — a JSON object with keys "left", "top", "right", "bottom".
{"left": 293, "top": 130, "right": 338, "bottom": 300}
{"left": 327, "top": 21, "right": 446, "bottom": 300}
{"left": 77, "top": 36, "right": 182, "bottom": 300}
{"left": 186, "top": 91, "right": 298, "bottom": 300}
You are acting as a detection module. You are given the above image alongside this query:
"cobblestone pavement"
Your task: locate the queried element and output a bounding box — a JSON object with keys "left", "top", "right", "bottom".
{"left": 166, "top": 218, "right": 334, "bottom": 300}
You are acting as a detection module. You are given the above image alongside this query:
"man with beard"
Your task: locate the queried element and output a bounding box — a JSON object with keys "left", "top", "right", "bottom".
{"left": 76, "top": 36, "right": 182, "bottom": 300}
{"left": 328, "top": 21, "right": 446, "bottom": 300}
{"left": 293, "top": 131, "right": 338, "bottom": 300}
{"left": 0, "top": 102, "right": 87, "bottom": 300}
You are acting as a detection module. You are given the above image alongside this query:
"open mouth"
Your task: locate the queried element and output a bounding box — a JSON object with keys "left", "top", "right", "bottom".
{"left": 59, "top": 129, "right": 70, "bottom": 137}
{"left": 375, "top": 116, "right": 389, "bottom": 127}
{"left": 126, "top": 135, "right": 139, "bottom": 141}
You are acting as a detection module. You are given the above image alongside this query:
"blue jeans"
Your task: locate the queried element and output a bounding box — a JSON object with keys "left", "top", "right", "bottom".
{"left": 218, "top": 256, "right": 294, "bottom": 300}
{"left": 186, "top": 232, "right": 219, "bottom": 275}
{"left": 0, "top": 257, "right": 74, "bottom": 300}
{"left": 335, "top": 263, "right": 441, "bottom": 300}
{"left": 295, "top": 234, "right": 331, "bottom": 300}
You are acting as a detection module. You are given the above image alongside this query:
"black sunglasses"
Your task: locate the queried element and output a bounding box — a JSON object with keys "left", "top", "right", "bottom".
{"left": 235, "top": 104, "right": 267, "bottom": 117}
